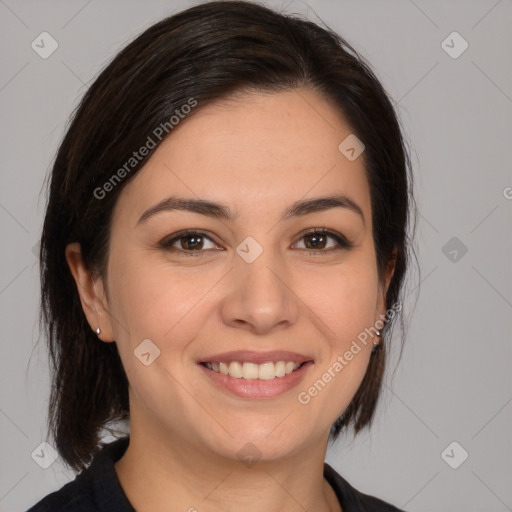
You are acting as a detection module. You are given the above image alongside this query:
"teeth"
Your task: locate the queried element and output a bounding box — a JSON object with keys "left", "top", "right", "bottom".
{"left": 204, "top": 360, "right": 302, "bottom": 380}
{"left": 275, "top": 361, "right": 286, "bottom": 378}
{"left": 285, "top": 362, "right": 295, "bottom": 374}
{"left": 242, "top": 362, "right": 259, "bottom": 379}
{"left": 229, "top": 361, "right": 243, "bottom": 378}
{"left": 258, "top": 362, "right": 275, "bottom": 380}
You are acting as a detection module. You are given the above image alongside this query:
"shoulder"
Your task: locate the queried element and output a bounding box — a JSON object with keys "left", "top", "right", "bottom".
{"left": 324, "top": 462, "right": 406, "bottom": 512}
{"left": 26, "top": 437, "right": 133, "bottom": 512}
{"left": 26, "top": 473, "right": 97, "bottom": 512}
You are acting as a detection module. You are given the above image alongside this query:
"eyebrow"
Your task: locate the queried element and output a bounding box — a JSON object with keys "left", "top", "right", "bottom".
{"left": 136, "top": 194, "right": 365, "bottom": 226}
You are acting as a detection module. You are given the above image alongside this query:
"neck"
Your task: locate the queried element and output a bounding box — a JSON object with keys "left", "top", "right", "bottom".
{"left": 115, "top": 421, "right": 341, "bottom": 512}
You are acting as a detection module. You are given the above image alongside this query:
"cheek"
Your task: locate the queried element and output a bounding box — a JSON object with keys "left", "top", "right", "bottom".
{"left": 292, "top": 257, "right": 379, "bottom": 418}
{"left": 105, "top": 257, "right": 213, "bottom": 417}
{"left": 302, "top": 257, "right": 380, "bottom": 348}
{"left": 106, "top": 252, "right": 222, "bottom": 364}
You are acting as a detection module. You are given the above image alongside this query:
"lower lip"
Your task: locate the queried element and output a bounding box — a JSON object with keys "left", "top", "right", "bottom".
{"left": 198, "top": 361, "right": 314, "bottom": 399}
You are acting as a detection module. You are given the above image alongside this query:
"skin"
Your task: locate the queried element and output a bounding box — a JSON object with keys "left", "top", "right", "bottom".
{"left": 66, "top": 88, "right": 395, "bottom": 512}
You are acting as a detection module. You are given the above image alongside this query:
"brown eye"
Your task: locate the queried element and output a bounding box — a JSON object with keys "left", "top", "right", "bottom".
{"left": 293, "top": 229, "right": 352, "bottom": 253}
{"left": 176, "top": 234, "right": 205, "bottom": 250}
{"left": 303, "top": 232, "right": 329, "bottom": 250}
{"left": 160, "top": 231, "right": 219, "bottom": 255}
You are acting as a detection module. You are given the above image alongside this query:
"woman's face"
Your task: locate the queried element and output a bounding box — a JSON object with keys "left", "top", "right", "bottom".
{"left": 87, "top": 89, "right": 393, "bottom": 462}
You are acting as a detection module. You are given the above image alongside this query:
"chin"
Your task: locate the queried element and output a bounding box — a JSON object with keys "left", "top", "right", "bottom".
{"left": 204, "top": 422, "right": 311, "bottom": 463}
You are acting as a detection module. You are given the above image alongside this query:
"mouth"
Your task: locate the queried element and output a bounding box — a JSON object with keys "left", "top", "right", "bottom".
{"left": 197, "top": 351, "right": 314, "bottom": 399}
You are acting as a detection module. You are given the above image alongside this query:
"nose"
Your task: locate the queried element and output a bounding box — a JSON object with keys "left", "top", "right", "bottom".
{"left": 219, "top": 245, "right": 299, "bottom": 335}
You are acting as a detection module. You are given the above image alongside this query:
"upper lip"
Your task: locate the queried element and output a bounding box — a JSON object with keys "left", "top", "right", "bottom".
{"left": 198, "top": 350, "right": 313, "bottom": 365}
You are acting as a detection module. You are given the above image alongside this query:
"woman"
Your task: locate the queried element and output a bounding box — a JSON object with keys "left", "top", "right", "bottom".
{"left": 29, "top": 1, "right": 414, "bottom": 510}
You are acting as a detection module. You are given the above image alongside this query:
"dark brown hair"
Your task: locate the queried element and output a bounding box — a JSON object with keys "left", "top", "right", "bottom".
{"left": 39, "top": 0, "right": 415, "bottom": 471}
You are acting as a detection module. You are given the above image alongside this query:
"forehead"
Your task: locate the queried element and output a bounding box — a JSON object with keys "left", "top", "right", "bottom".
{"left": 113, "top": 88, "right": 371, "bottom": 226}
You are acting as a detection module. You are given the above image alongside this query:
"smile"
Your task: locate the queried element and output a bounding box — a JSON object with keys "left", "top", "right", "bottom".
{"left": 201, "top": 361, "right": 304, "bottom": 380}
{"left": 197, "top": 350, "right": 314, "bottom": 399}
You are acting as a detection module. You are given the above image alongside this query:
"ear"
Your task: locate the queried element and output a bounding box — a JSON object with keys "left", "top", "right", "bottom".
{"left": 376, "top": 247, "right": 397, "bottom": 321}
{"left": 65, "top": 242, "right": 115, "bottom": 342}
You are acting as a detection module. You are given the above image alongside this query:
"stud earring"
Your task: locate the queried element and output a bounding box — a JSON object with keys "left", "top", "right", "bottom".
{"left": 95, "top": 327, "right": 101, "bottom": 335}
{"left": 372, "top": 330, "right": 382, "bottom": 354}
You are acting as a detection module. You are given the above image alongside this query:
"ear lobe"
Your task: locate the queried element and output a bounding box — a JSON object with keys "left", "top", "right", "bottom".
{"left": 65, "top": 242, "right": 114, "bottom": 342}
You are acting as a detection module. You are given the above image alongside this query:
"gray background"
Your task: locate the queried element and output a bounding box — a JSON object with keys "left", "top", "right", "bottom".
{"left": 1, "top": 0, "right": 511, "bottom": 510}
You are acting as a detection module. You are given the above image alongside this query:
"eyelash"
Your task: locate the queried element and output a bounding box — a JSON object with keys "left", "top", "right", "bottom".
{"left": 158, "top": 228, "right": 352, "bottom": 257}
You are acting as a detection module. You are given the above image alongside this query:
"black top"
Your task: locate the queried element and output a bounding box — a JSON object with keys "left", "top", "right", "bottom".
{"left": 27, "top": 437, "right": 405, "bottom": 512}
